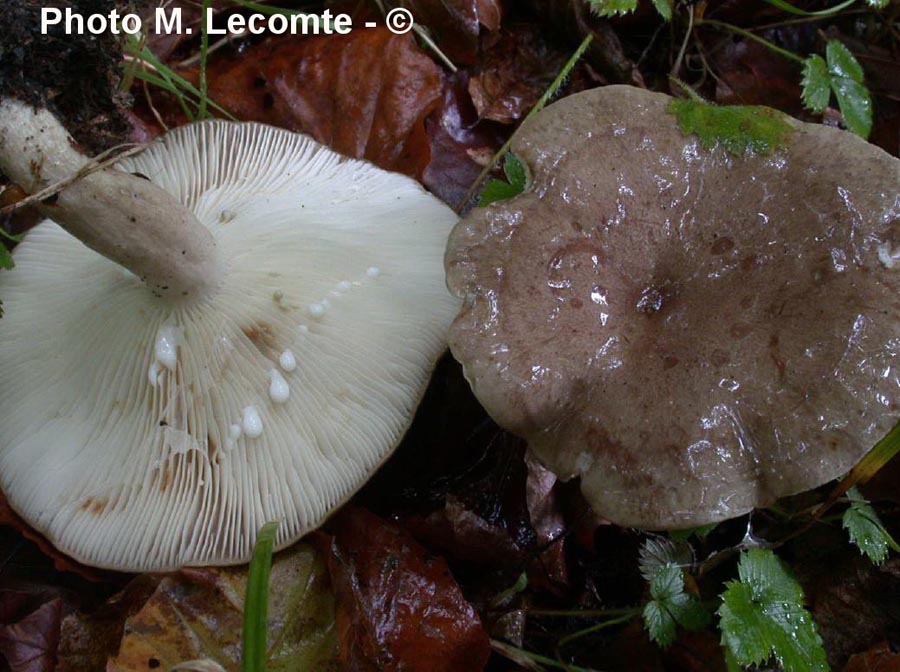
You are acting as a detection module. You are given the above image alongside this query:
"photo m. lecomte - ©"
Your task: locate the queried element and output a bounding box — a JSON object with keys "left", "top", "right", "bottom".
{"left": 41, "top": 6, "right": 354, "bottom": 36}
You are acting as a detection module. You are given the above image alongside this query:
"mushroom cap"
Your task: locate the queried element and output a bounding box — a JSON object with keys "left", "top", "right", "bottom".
{"left": 0, "top": 121, "right": 458, "bottom": 570}
{"left": 446, "top": 85, "right": 900, "bottom": 529}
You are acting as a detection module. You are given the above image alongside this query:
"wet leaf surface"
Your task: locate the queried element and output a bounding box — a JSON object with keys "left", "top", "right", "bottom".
{"left": 136, "top": 28, "right": 443, "bottom": 177}
{"left": 325, "top": 507, "right": 491, "bottom": 672}
{"left": 399, "top": 0, "right": 503, "bottom": 64}
{"left": 467, "top": 25, "right": 566, "bottom": 123}
{"left": 107, "top": 544, "right": 337, "bottom": 672}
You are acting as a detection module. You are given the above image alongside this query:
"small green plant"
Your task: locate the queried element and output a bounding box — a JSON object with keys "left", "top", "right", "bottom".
{"left": 801, "top": 41, "right": 873, "bottom": 138}
{"left": 718, "top": 549, "right": 828, "bottom": 672}
{"left": 843, "top": 487, "right": 900, "bottom": 565}
{"left": 478, "top": 154, "right": 528, "bottom": 206}
{"left": 585, "top": 0, "right": 881, "bottom": 139}
{"left": 242, "top": 521, "right": 280, "bottom": 672}
{"left": 587, "top": 0, "right": 672, "bottom": 20}
{"left": 639, "top": 538, "right": 709, "bottom": 647}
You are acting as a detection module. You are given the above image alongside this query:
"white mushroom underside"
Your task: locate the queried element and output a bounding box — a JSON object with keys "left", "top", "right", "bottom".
{"left": 0, "top": 122, "right": 458, "bottom": 571}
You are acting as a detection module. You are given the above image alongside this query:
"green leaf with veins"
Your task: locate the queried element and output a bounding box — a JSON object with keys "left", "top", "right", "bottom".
{"left": 718, "top": 549, "right": 828, "bottom": 672}
{"left": 478, "top": 153, "right": 528, "bottom": 206}
{"left": 801, "top": 54, "right": 830, "bottom": 114}
{"left": 639, "top": 537, "right": 692, "bottom": 581}
{"left": 586, "top": 0, "right": 638, "bottom": 17}
{"left": 668, "top": 99, "right": 794, "bottom": 156}
{"left": 826, "top": 40, "right": 872, "bottom": 139}
{"left": 643, "top": 564, "right": 709, "bottom": 647}
{"left": 843, "top": 487, "right": 900, "bottom": 565}
{"left": 651, "top": 0, "right": 672, "bottom": 20}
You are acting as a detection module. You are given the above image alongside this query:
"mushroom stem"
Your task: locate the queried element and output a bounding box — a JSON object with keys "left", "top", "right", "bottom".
{"left": 0, "top": 98, "right": 221, "bottom": 298}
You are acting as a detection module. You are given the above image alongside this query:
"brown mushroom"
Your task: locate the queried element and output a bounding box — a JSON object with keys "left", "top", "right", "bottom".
{"left": 445, "top": 85, "right": 900, "bottom": 529}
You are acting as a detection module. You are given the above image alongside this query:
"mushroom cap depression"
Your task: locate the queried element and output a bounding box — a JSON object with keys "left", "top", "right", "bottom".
{"left": 446, "top": 85, "right": 900, "bottom": 529}
{"left": 0, "top": 121, "right": 458, "bottom": 570}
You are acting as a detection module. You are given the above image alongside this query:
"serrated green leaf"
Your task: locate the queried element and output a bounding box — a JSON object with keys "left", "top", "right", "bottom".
{"left": 478, "top": 153, "right": 528, "bottom": 206}
{"left": 651, "top": 0, "right": 673, "bottom": 20}
{"left": 650, "top": 564, "right": 684, "bottom": 601}
{"left": 843, "top": 487, "right": 899, "bottom": 565}
{"left": 826, "top": 40, "right": 872, "bottom": 138}
{"left": 718, "top": 549, "right": 828, "bottom": 672}
{"left": 586, "top": 0, "right": 638, "bottom": 17}
{"left": 644, "top": 565, "right": 709, "bottom": 648}
{"left": 668, "top": 99, "right": 794, "bottom": 156}
{"left": 801, "top": 55, "right": 831, "bottom": 114}
{"left": 644, "top": 600, "right": 677, "bottom": 647}
{"left": 639, "top": 537, "right": 692, "bottom": 581}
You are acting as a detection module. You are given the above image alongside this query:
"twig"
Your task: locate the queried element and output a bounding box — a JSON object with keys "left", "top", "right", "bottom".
{"left": 697, "top": 18, "right": 805, "bottom": 64}
{"left": 672, "top": 4, "right": 695, "bottom": 77}
{"left": 0, "top": 144, "right": 149, "bottom": 218}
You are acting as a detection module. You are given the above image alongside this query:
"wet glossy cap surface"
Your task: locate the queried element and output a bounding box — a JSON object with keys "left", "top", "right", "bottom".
{"left": 446, "top": 86, "right": 900, "bottom": 528}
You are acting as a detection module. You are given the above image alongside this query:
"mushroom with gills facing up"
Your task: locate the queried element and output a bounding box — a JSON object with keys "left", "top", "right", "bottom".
{"left": 445, "top": 85, "right": 900, "bottom": 530}
{"left": 0, "top": 98, "right": 459, "bottom": 571}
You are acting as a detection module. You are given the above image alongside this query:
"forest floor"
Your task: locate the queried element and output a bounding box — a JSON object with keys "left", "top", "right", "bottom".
{"left": 2, "top": 1, "right": 900, "bottom": 671}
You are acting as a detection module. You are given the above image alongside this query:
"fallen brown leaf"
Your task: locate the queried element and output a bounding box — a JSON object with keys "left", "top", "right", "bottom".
{"left": 423, "top": 72, "right": 506, "bottom": 207}
{"left": 136, "top": 28, "right": 443, "bottom": 178}
{"left": 0, "top": 598, "right": 62, "bottom": 672}
{"left": 107, "top": 544, "right": 338, "bottom": 672}
{"left": 468, "top": 24, "right": 566, "bottom": 124}
{"left": 845, "top": 641, "right": 900, "bottom": 672}
{"left": 396, "top": 0, "right": 502, "bottom": 64}
{"left": 326, "top": 507, "right": 491, "bottom": 672}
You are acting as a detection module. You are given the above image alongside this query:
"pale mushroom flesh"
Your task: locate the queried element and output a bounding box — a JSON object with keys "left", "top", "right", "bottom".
{"left": 0, "top": 119, "right": 458, "bottom": 570}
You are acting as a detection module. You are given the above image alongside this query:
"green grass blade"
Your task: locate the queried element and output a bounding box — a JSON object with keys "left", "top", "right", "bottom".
{"left": 762, "top": 0, "right": 856, "bottom": 16}
{"left": 242, "top": 521, "right": 280, "bottom": 672}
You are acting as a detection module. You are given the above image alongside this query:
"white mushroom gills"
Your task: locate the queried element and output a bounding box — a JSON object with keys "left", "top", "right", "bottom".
{"left": 228, "top": 424, "right": 243, "bottom": 441}
{"left": 242, "top": 406, "right": 263, "bottom": 438}
{"left": 268, "top": 369, "right": 290, "bottom": 404}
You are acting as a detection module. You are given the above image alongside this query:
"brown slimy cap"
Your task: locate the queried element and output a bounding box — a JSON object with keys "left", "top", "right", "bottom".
{"left": 446, "top": 85, "right": 900, "bottom": 529}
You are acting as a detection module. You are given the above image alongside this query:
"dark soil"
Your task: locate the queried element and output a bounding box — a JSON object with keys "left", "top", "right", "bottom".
{"left": 0, "top": 0, "right": 130, "bottom": 153}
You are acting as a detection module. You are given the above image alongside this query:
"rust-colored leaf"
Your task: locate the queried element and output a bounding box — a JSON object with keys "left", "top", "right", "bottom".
{"left": 137, "top": 28, "right": 443, "bottom": 178}
{"left": 845, "top": 641, "right": 900, "bottom": 672}
{"left": 326, "top": 507, "right": 491, "bottom": 672}
{"left": 400, "top": 0, "right": 502, "bottom": 64}
{"left": 467, "top": 25, "right": 566, "bottom": 124}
